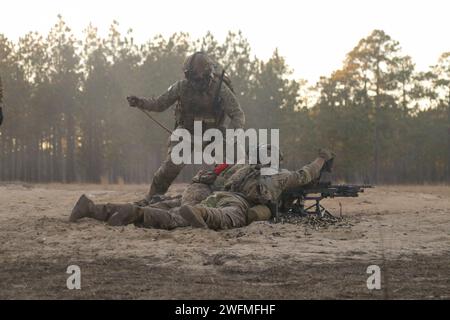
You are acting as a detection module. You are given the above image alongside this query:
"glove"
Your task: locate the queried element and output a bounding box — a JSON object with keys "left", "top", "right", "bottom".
{"left": 126, "top": 96, "right": 145, "bottom": 108}
{"left": 192, "top": 170, "right": 217, "bottom": 185}
{"left": 318, "top": 148, "right": 335, "bottom": 161}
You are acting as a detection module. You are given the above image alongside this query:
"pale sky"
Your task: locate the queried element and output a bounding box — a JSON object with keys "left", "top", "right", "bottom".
{"left": 1, "top": 0, "right": 449, "bottom": 84}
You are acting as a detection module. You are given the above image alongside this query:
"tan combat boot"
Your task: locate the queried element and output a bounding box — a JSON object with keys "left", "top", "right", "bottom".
{"left": 70, "top": 195, "right": 128, "bottom": 223}
{"left": 179, "top": 205, "right": 208, "bottom": 228}
{"left": 107, "top": 204, "right": 142, "bottom": 226}
{"left": 70, "top": 194, "right": 95, "bottom": 222}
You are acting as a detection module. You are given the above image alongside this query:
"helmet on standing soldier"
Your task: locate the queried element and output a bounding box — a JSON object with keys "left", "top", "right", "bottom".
{"left": 183, "top": 52, "right": 214, "bottom": 92}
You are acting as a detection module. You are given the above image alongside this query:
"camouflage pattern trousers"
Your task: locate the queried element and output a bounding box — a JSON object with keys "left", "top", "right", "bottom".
{"left": 140, "top": 191, "right": 249, "bottom": 230}
{"left": 148, "top": 127, "right": 233, "bottom": 199}
{"left": 142, "top": 182, "right": 213, "bottom": 229}
{"left": 148, "top": 138, "right": 186, "bottom": 198}
{"left": 197, "top": 191, "right": 250, "bottom": 230}
{"left": 148, "top": 190, "right": 251, "bottom": 230}
{"left": 148, "top": 132, "right": 220, "bottom": 198}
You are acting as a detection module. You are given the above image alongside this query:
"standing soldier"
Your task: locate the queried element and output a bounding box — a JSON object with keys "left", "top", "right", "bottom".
{"left": 0, "top": 75, "right": 4, "bottom": 126}
{"left": 127, "top": 52, "right": 245, "bottom": 204}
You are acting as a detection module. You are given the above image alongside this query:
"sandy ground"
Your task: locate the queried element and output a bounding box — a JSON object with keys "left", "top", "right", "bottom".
{"left": 0, "top": 182, "right": 449, "bottom": 299}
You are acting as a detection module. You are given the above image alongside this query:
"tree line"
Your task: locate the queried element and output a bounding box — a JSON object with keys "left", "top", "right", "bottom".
{"left": 0, "top": 16, "right": 449, "bottom": 184}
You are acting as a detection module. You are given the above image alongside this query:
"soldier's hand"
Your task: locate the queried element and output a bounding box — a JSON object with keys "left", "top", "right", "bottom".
{"left": 126, "top": 96, "right": 144, "bottom": 108}
{"left": 192, "top": 170, "right": 217, "bottom": 185}
{"left": 318, "top": 148, "right": 335, "bottom": 161}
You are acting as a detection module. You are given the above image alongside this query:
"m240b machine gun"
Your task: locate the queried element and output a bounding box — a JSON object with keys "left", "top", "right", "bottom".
{"left": 274, "top": 184, "right": 373, "bottom": 220}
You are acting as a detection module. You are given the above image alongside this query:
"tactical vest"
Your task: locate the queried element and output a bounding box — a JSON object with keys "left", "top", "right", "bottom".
{"left": 175, "top": 79, "right": 225, "bottom": 133}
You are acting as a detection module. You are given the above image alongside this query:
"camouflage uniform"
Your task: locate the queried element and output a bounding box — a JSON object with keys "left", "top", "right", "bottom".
{"left": 69, "top": 164, "right": 241, "bottom": 230}
{"left": 143, "top": 79, "right": 244, "bottom": 198}
{"left": 138, "top": 163, "right": 252, "bottom": 229}
{"left": 181, "top": 157, "right": 326, "bottom": 230}
{"left": 129, "top": 53, "right": 245, "bottom": 200}
{"left": 69, "top": 156, "right": 326, "bottom": 231}
{"left": 138, "top": 178, "right": 215, "bottom": 229}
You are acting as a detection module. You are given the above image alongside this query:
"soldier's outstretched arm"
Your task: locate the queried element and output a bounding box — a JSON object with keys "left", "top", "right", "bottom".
{"left": 282, "top": 152, "right": 330, "bottom": 190}
{"left": 127, "top": 80, "right": 182, "bottom": 112}
{"left": 273, "top": 161, "right": 321, "bottom": 194}
{"left": 221, "top": 85, "right": 245, "bottom": 129}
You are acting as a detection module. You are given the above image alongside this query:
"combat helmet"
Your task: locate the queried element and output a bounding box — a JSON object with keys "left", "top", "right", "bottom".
{"left": 183, "top": 52, "right": 214, "bottom": 92}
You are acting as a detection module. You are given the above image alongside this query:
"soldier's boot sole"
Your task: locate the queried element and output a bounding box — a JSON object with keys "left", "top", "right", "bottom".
{"left": 179, "top": 205, "right": 208, "bottom": 229}
{"left": 69, "top": 194, "right": 94, "bottom": 222}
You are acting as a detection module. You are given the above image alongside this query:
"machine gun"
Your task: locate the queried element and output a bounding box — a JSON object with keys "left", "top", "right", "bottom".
{"left": 273, "top": 183, "right": 372, "bottom": 220}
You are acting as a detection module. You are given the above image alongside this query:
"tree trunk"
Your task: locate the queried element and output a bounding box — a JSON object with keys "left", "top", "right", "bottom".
{"left": 447, "top": 96, "right": 450, "bottom": 184}
{"left": 374, "top": 63, "right": 381, "bottom": 185}
{"left": 66, "top": 111, "right": 76, "bottom": 182}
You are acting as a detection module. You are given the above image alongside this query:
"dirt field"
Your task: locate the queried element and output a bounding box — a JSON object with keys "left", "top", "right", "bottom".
{"left": 0, "top": 182, "right": 449, "bottom": 299}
